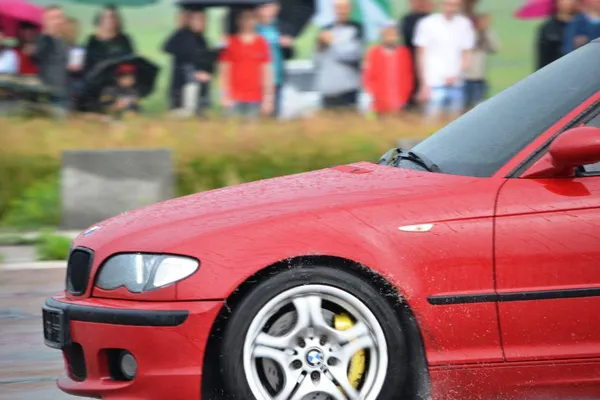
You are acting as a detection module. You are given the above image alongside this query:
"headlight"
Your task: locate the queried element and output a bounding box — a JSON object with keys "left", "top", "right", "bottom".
{"left": 95, "top": 254, "right": 199, "bottom": 293}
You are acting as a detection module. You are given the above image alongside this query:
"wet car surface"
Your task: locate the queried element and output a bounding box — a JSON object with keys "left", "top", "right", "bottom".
{"left": 26, "top": 41, "right": 600, "bottom": 399}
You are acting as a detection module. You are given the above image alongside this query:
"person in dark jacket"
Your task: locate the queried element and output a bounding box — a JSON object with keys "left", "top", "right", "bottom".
{"left": 162, "top": 9, "right": 190, "bottom": 110}
{"left": 163, "top": 8, "right": 216, "bottom": 116}
{"left": 537, "top": 0, "right": 577, "bottom": 69}
{"left": 34, "top": 5, "right": 69, "bottom": 115}
{"left": 399, "top": 0, "right": 433, "bottom": 110}
{"left": 81, "top": 5, "right": 134, "bottom": 111}
{"left": 83, "top": 6, "right": 134, "bottom": 78}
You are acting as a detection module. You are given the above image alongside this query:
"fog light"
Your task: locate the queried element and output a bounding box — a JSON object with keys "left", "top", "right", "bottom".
{"left": 119, "top": 351, "right": 137, "bottom": 380}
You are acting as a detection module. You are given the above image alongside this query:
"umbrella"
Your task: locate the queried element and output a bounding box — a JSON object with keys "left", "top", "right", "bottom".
{"left": 175, "top": 0, "right": 315, "bottom": 37}
{"left": 176, "top": 0, "right": 269, "bottom": 35}
{"left": 67, "top": 0, "right": 159, "bottom": 6}
{"left": 176, "top": 0, "right": 266, "bottom": 6}
{"left": 176, "top": 0, "right": 392, "bottom": 39}
{"left": 84, "top": 55, "right": 160, "bottom": 98}
{"left": 279, "top": 0, "right": 314, "bottom": 37}
{"left": 514, "top": 0, "right": 554, "bottom": 19}
{"left": 0, "top": 0, "right": 43, "bottom": 37}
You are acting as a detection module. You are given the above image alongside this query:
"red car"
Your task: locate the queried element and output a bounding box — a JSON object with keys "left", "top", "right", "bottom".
{"left": 43, "top": 41, "right": 600, "bottom": 400}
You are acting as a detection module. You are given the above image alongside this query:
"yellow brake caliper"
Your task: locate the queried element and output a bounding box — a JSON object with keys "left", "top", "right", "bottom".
{"left": 334, "top": 313, "right": 366, "bottom": 391}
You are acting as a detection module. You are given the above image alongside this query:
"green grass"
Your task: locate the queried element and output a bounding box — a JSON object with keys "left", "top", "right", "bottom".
{"left": 0, "top": 176, "right": 60, "bottom": 229}
{"left": 35, "top": 230, "right": 72, "bottom": 261}
{"left": 31, "top": 0, "right": 539, "bottom": 110}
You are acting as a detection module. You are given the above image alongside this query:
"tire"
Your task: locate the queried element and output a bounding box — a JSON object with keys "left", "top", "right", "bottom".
{"left": 220, "top": 266, "right": 407, "bottom": 400}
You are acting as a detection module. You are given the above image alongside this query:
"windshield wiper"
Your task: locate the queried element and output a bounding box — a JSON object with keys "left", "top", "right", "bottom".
{"left": 378, "top": 148, "right": 441, "bottom": 173}
{"left": 399, "top": 150, "right": 442, "bottom": 172}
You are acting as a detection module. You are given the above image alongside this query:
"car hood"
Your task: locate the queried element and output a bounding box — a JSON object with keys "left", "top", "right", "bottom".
{"left": 74, "top": 162, "right": 480, "bottom": 253}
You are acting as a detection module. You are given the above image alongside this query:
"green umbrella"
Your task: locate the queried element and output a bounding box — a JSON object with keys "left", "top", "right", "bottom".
{"left": 66, "top": 0, "right": 159, "bottom": 6}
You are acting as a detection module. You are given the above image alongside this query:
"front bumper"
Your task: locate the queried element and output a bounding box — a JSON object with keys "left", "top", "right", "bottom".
{"left": 43, "top": 295, "right": 223, "bottom": 400}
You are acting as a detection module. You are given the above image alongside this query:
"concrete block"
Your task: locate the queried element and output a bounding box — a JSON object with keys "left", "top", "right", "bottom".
{"left": 60, "top": 149, "right": 174, "bottom": 230}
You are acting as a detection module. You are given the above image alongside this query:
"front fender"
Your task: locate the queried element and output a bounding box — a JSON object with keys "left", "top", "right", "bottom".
{"left": 172, "top": 202, "right": 502, "bottom": 367}
{"left": 173, "top": 208, "right": 402, "bottom": 301}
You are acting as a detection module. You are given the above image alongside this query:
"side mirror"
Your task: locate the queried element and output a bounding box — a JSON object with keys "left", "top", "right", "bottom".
{"left": 523, "top": 126, "right": 600, "bottom": 178}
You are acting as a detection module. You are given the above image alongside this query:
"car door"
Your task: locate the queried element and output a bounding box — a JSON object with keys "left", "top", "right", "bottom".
{"left": 494, "top": 118, "right": 600, "bottom": 362}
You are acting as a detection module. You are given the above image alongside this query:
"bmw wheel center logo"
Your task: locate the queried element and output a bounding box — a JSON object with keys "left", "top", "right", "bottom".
{"left": 306, "top": 349, "right": 324, "bottom": 367}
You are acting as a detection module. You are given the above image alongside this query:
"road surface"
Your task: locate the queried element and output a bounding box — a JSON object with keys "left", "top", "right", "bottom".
{"left": 0, "top": 263, "right": 76, "bottom": 400}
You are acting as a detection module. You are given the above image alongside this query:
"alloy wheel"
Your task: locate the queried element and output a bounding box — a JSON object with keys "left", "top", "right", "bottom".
{"left": 242, "top": 284, "right": 389, "bottom": 400}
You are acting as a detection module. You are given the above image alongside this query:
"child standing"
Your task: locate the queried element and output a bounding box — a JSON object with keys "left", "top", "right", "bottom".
{"left": 363, "top": 24, "right": 414, "bottom": 116}
{"left": 219, "top": 8, "right": 273, "bottom": 118}
{"left": 464, "top": 13, "right": 499, "bottom": 109}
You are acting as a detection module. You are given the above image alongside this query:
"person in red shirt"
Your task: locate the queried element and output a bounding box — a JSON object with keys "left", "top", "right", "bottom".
{"left": 15, "top": 22, "right": 39, "bottom": 76}
{"left": 218, "top": 8, "right": 273, "bottom": 118}
{"left": 363, "top": 24, "right": 414, "bottom": 116}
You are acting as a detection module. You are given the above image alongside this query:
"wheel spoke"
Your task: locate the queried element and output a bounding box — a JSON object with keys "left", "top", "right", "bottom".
{"left": 339, "top": 335, "right": 375, "bottom": 364}
{"left": 295, "top": 296, "right": 371, "bottom": 344}
{"left": 253, "top": 345, "right": 291, "bottom": 367}
{"left": 255, "top": 332, "right": 291, "bottom": 350}
{"left": 294, "top": 295, "right": 337, "bottom": 335}
{"left": 254, "top": 345, "right": 303, "bottom": 400}
{"left": 274, "top": 369, "right": 304, "bottom": 400}
{"left": 288, "top": 372, "right": 346, "bottom": 400}
{"left": 326, "top": 366, "right": 360, "bottom": 400}
{"left": 333, "top": 321, "right": 370, "bottom": 343}
{"left": 293, "top": 296, "right": 322, "bottom": 331}
{"left": 252, "top": 296, "right": 319, "bottom": 351}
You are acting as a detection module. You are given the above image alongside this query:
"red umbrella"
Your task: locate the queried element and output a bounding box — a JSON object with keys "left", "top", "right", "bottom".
{"left": 0, "top": 0, "right": 44, "bottom": 38}
{"left": 515, "top": 0, "right": 585, "bottom": 19}
{"left": 514, "top": 0, "right": 555, "bottom": 19}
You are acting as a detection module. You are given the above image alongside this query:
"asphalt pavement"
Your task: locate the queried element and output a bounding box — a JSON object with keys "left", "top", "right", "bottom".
{"left": 0, "top": 263, "right": 77, "bottom": 400}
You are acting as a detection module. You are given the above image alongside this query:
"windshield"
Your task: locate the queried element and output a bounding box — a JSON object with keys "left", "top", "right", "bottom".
{"left": 409, "top": 42, "right": 600, "bottom": 178}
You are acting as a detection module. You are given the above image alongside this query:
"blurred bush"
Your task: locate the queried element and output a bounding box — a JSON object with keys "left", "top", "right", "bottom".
{"left": 0, "top": 115, "right": 439, "bottom": 228}
{"left": 35, "top": 230, "right": 72, "bottom": 261}
{"left": 0, "top": 155, "right": 58, "bottom": 227}
{"left": 2, "top": 177, "right": 60, "bottom": 229}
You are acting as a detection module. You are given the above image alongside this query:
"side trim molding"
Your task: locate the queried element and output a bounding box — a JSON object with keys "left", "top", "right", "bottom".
{"left": 428, "top": 287, "right": 600, "bottom": 305}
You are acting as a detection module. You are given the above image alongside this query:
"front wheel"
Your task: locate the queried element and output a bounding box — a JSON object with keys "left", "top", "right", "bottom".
{"left": 220, "top": 266, "right": 407, "bottom": 400}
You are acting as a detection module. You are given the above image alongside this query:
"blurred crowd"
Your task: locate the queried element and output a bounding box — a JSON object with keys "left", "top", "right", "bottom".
{"left": 13, "top": 0, "right": 590, "bottom": 121}
{"left": 536, "top": 0, "right": 600, "bottom": 69}
{"left": 0, "top": 4, "right": 138, "bottom": 118}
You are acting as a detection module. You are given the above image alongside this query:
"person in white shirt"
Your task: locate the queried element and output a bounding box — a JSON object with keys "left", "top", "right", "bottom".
{"left": 0, "top": 28, "right": 19, "bottom": 74}
{"left": 413, "top": 0, "right": 475, "bottom": 119}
